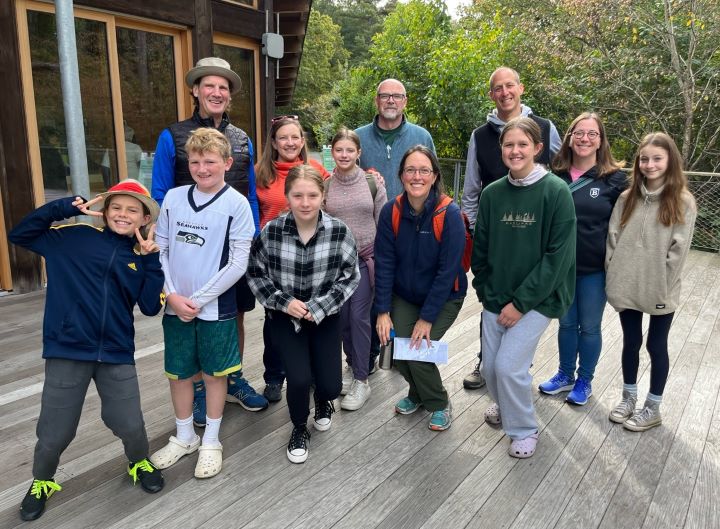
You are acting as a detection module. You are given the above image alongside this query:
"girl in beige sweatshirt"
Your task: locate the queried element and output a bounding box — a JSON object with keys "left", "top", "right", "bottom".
{"left": 605, "top": 132, "right": 696, "bottom": 432}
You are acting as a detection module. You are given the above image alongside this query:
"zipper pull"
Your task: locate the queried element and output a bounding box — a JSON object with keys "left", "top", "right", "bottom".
{"left": 387, "top": 144, "right": 391, "bottom": 160}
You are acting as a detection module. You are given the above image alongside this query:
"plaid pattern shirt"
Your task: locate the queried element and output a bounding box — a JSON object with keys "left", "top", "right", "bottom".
{"left": 247, "top": 210, "right": 360, "bottom": 327}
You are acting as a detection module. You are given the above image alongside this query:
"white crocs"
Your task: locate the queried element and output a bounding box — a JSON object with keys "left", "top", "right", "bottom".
{"left": 484, "top": 403, "right": 502, "bottom": 425}
{"left": 150, "top": 435, "right": 200, "bottom": 469}
{"left": 194, "top": 444, "right": 223, "bottom": 478}
{"left": 509, "top": 432, "right": 539, "bottom": 459}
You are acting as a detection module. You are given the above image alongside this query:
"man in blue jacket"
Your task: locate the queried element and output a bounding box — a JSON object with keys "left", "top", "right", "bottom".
{"left": 151, "top": 57, "right": 268, "bottom": 419}
{"left": 356, "top": 79, "right": 436, "bottom": 201}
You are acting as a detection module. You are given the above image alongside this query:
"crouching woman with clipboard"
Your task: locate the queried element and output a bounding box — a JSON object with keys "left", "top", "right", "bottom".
{"left": 374, "top": 145, "right": 467, "bottom": 432}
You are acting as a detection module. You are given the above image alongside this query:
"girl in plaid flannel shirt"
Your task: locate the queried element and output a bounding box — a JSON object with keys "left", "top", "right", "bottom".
{"left": 247, "top": 164, "right": 360, "bottom": 464}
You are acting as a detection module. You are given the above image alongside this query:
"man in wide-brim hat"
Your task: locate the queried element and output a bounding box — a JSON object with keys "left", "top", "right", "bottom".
{"left": 150, "top": 57, "right": 267, "bottom": 423}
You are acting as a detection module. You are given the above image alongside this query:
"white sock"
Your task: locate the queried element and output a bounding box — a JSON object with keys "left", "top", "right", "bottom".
{"left": 623, "top": 383, "right": 638, "bottom": 396}
{"left": 202, "top": 416, "right": 223, "bottom": 447}
{"left": 175, "top": 416, "right": 196, "bottom": 444}
{"left": 647, "top": 392, "right": 663, "bottom": 404}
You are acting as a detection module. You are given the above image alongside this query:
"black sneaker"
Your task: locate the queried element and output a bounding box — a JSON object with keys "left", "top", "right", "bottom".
{"left": 313, "top": 398, "right": 335, "bottom": 432}
{"left": 20, "top": 479, "right": 61, "bottom": 521}
{"left": 263, "top": 382, "right": 283, "bottom": 403}
{"left": 286, "top": 424, "right": 311, "bottom": 464}
{"left": 128, "top": 459, "right": 164, "bottom": 493}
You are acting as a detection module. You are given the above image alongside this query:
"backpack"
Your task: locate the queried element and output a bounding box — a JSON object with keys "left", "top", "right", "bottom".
{"left": 391, "top": 194, "right": 473, "bottom": 290}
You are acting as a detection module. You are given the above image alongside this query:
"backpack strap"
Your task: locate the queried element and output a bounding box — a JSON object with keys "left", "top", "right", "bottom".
{"left": 431, "top": 194, "right": 454, "bottom": 242}
{"left": 365, "top": 173, "right": 377, "bottom": 201}
{"left": 391, "top": 195, "right": 403, "bottom": 236}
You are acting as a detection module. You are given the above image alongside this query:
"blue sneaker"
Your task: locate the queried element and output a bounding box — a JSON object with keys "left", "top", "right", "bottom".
{"left": 192, "top": 380, "right": 206, "bottom": 427}
{"left": 566, "top": 377, "right": 592, "bottom": 405}
{"left": 538, "top": 372, "right": 575, "bottom": 395}
{"left": 226, "top": 374, "right": 269, "bottom": 411}
{"left": 428, "top": 403, "right": 452, "bottom": 431}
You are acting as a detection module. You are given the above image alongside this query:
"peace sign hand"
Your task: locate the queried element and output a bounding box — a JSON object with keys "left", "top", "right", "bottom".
{"left": 73, "top": 196, "right": 104, "bottom": 217}
{"left": 135, "top": 224, "right": 159, "bottom": 254}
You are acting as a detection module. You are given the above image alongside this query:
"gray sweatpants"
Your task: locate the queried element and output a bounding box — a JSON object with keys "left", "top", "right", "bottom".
{"left": 33, "top": 358, "right": 150, "bottom": 479}
{"left": 481, "top": 310, "right": 550, "bottom": 440}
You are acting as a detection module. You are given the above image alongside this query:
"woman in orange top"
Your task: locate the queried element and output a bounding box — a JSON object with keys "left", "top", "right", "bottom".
{"left": 255, "top": 116, "right": 329, "bottom": 228}
{"left": 255, "top": 116, "right": 330, "bottom": 401}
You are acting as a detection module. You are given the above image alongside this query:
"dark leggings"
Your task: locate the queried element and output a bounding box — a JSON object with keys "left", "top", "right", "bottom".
{"left": 267, "top": 311, "right": 342, "bottom": 426}
{"left": 619, "top": 309, "right": 674, "bottom": 396}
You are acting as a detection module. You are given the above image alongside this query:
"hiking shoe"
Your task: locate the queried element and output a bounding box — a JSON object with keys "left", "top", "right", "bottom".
{"left": 566, "top": 377, "right": 593, "bottom": 405}
{"left": 395, "top": 397, "right": 421, "bottom": 415}
{"left": 313, "top": 398, "right": 335, "bottom": 431}
{"left": 20, "top": 479, "right": 61, "bottom": 521}
{"left": 263, "top": 382, "right": 283, "bottom": 403}
{"left": 609, "top": 390, "right": 638, "bottom": 423}
{"left": 341, "top": 365, "right": 354, "bottom": 395}
{"left": 192, "top": 380, "right": 206, "bottom": 427}
{"left": 463, "top": 361, "right": 486, "bottom": 390}
{"left": 287, "top": 424, "right": 311, "bottom": 464}
{"left": 128, "top": 459, "right": 164, "bottom": 493}
{"left": 623, "top": 400, "right": 662, "bottom": 432}
{"left": 226, "top": 374, "right": 269, "bottom": 411}
{"left": 341, "top": 380, "right": 371, "bottom": 411}
{"left": 538, "top": 372, "right": 575, "bottom": 395}
{"left": 428, "top": 403, "right": 452, "bottom": 431}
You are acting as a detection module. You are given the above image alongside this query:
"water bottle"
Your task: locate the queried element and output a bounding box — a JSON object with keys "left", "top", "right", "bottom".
{"left": 379, "top": 329, "right": 395, "bottom": 370}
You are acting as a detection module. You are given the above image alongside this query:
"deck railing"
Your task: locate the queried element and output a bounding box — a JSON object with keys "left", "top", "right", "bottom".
{"left": 439, "top": 158, "right": 720, "bottom": 253}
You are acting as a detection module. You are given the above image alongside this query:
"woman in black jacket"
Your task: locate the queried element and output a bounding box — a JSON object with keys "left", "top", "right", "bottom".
{"left": 538, "top": 112, "right": 627, "bottom": 405}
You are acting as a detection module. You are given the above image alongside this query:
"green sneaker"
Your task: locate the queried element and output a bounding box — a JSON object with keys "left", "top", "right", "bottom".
{"left": 20, "top": 479, "right": 61, "bottom": 521}
{"left": 128, "top": 458, "right": 164, "bottom": 493}
{"left": 395, "top": 397, "right": 421, "bottom": 415}
{"left": 428, "top": 403, "right": 452, "bottom": 431}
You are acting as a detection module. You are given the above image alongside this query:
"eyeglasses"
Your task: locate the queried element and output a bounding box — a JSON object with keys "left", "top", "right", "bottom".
{"left": 271, "top": 114, "right": 299, "bottom": 124}
{"left": 572, "top": 130, "right": 600, "bottom": 139}
{"left": 377, "top": 93, "right": 406, "bottom": 102}
{"left": 403, "top": 167, "right": 434, "bottom": 177}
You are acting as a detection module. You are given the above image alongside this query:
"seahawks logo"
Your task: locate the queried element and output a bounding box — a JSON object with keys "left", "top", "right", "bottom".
{"left": 176, "top": 231, "right": 205, "bottom": 246}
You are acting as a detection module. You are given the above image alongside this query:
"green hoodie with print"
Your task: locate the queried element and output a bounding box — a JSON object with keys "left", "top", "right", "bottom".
{"left": 471, "top": 172, "right": 576, "bottom": 318}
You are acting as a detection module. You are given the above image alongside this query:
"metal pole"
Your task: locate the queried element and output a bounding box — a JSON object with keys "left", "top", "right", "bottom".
{"left": 55, "top": 0, "right": 91, "bottom": 199}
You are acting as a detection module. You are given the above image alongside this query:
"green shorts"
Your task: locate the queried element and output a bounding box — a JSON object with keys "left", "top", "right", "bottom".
{"left": 162, "top": 315, "right": 241, "bottom": 379}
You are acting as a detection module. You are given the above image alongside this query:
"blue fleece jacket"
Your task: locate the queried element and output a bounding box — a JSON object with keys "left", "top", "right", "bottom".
{"left": 9, "top": 198, "right": 164, "bottom": 364}
{"left": 356, "top": 115, "right": 435, "bottom": 202}
{"left": 374, "top": 189, "right": 467, "bottom": 323}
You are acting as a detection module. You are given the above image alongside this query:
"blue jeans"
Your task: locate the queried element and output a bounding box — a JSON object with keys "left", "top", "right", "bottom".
{"left": 558, "top": 271, "right": 606, "bottom": 381}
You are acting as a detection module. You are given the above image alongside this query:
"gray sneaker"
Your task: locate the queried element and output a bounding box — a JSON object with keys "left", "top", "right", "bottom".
{"left": 609, "top": 390, "right": 637, "bottom": 423}
{"left": 463, "top": 361, "right": 486, "bottom": 390}
{"left": 623, "top": 400, "right": 662, "bottom": 432}
{"left": 263, "top": 382, "right": 283, "bottom": 403}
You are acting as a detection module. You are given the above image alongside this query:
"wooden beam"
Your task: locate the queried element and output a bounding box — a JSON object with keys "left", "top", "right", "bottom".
{"left": 193, "top": 0, "right": 213, "bottom": 61}
{"left": 0, "top": 0, "right": 42, "bottom": 292}
{"left": 75, "top": 0, "right": 195, "bottom": 26}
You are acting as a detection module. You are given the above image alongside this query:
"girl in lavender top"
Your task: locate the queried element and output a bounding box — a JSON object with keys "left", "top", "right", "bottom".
{"left": 324, "top": 127, "right": 387, "bottom": 411}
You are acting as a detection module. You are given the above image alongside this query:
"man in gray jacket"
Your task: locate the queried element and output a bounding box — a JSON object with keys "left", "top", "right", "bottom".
{"left": 461, "top": 66, "right": 562, "bottom": 390}
{"left": 356, "top": 79, "right": 436, "bottom": 201}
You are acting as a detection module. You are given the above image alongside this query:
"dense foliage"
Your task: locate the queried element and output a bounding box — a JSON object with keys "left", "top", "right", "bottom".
{"left": 290, "top": 0, "right": 720, "bottom": 171}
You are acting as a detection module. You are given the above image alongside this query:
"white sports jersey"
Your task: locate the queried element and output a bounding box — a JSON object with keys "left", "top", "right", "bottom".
{"left": 157, "top": 184, "right": 254, "bottom": 321}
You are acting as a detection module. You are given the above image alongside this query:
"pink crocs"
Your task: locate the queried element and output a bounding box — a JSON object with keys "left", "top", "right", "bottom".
{"left": 509, "top": 431, "right": 539, "bottom": 458}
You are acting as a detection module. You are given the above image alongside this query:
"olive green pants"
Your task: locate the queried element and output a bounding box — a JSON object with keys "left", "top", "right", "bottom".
{"left": 391, "top": 295, "right": 464, "bottom": 411}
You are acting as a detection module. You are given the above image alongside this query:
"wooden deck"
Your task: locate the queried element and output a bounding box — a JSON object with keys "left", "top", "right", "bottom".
{"left": 1, "top": 249, "right": 719, "bottom": 529}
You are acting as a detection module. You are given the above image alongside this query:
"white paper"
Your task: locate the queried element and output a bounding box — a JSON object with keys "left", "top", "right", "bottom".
{"left": 392, "top": 337, "right": 449, "bottom": 364}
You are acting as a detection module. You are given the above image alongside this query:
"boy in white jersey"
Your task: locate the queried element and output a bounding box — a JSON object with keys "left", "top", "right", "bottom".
{"left": 151, "top": 128, "right": 255, "bottom": 478}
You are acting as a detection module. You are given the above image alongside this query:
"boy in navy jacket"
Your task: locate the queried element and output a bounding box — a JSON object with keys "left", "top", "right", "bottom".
{"left": 9, "top": 179, "right": 165, "bottom": 521}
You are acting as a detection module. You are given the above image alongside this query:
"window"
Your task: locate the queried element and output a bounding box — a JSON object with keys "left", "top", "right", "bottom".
{"left": 19, "top": 1, "right": 190, "bottom": 202}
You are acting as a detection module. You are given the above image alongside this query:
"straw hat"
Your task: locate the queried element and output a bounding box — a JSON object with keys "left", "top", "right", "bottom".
{"left": 185, "top": 57, "right": 242, "bottom": 94}
{"left": 98, "top": 179, "right": 160, "bottom": 221}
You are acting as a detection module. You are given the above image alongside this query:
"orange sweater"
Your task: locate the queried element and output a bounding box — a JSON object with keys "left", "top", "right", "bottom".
{"left": 256, "top": 158, "right": 329, "bottom": 228}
